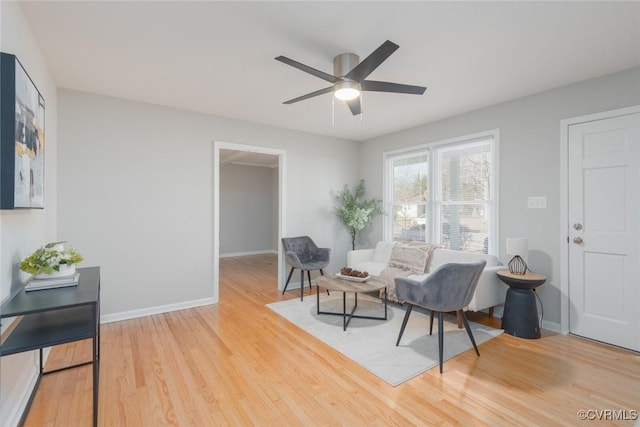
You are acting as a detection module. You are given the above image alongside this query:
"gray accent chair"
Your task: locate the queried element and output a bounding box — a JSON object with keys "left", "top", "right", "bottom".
{"left": 395, "top": 260, "right": 487, "bottom": 373}
{"left": 281, "top": 236, "right": 331, "bottom": 301}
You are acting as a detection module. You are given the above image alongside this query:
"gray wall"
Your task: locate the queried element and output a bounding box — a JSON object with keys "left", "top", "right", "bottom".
{"left": 0, "top": 2, "right": 59, "bottom": 425}
{"left": 359, "top": 67, "right": 640, "bottom": 328}
{"left": 220, "top": 163, "right": 277, "bottom": 255}
{"left": 57, "top": 90, "right": 360, "bottom": 317}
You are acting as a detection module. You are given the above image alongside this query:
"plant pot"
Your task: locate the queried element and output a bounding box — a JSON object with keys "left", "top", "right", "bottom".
{"left": 34, "top": 263, "right": 76, "bottom": 279}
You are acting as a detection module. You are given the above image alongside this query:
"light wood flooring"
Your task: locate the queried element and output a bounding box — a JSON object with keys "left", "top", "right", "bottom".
{"left": 23, "top": 254, "right": 639, "bottom": 426}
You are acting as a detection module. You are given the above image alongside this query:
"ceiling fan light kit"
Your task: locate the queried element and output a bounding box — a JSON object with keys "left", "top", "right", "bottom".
{"left": 333, "top": 53, "right": 361, "bottom": 100}
{"left": 334, "top": 81, "right": 361, "bottom": 101}
{"left": 276, "top": 40, "right": 427, "bottom": 116}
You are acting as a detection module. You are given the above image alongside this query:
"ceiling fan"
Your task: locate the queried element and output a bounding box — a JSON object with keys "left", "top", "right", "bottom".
{"left": 275, "top": 40, "right": 426, "bottom": 116}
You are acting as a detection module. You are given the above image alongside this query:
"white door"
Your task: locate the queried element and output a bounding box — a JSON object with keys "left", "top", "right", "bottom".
{"left": 568, "top": 112, "right": 639, "bottom": 351}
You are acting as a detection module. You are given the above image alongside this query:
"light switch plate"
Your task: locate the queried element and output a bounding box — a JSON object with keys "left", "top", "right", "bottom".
{"left": 528, "top": 196, "right": 547, "bottom": 209}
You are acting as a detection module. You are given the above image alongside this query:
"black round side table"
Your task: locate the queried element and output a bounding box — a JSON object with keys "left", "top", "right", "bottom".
{"left": 497, "top": 270, "right": 546, "bottom": 339}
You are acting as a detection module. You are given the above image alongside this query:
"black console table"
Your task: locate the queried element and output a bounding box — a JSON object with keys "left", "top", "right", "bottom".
{"left": 0, "top": 266, "right": 100, "bottom": 426}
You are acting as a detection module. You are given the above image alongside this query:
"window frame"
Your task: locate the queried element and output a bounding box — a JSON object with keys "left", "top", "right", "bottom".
{"left": 383, "top": 129, "right": 499, "bottom": 255}
{"left": 386, "top": 151, "right": 431, "bottom": 242}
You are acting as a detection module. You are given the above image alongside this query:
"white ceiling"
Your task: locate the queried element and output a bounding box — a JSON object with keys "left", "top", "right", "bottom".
{"left": 18, "top": 1, "right": 640, "bottom": 142}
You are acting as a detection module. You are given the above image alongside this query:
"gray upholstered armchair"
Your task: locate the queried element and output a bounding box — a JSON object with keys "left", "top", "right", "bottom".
{"left": 281, "top": 236, "right": 331, "bottom": 301}
{"left": 395, "top": 260, "right": 487, "bottom": 373}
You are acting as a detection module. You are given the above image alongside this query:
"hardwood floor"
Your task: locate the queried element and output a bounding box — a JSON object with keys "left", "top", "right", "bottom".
{"left": 23, "top": 254, "right": 639, "bottom": 426}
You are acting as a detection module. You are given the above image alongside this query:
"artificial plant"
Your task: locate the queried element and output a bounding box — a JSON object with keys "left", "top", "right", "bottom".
{"left": 334, "top": 180, "right": 383, "bottom": 250}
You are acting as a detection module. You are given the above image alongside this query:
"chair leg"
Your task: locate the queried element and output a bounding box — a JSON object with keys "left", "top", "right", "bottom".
{"left": 429, "top": 311, "right": 434, "bottom": 335}
{"left": 307, "top": 270, "right": 312, "bottom": 291}
{"left": 282, "top": 267, "right": 295, "bottom": 295}
{"left": 300, "top": 270, "right": 304, "bottom": 301}
{"left": 438, "top": 311, "right": 444, "bottom": 374}
{"left": 320, "top": 269, "right": 329, "bottom": 295}
{"left": 460, "top": 309, "right": 480, "bottom": 357}
{"left": 396, "top": 304, "right": 413, "bottom": 346}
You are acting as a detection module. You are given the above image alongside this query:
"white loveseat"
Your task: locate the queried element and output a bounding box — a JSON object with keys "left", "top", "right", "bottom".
{"left": 347, "top": 241, "right": 506, "bottom": 313}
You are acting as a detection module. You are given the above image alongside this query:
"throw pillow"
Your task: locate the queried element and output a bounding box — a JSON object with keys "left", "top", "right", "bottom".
{"left": 395, "top": 242, "right": 440, "bottom": 273}
{"left": 418, "top": 243, "right": 439, "bottom": 272}
{"left": 388, "top": 244, "right": 429, "bottom": 274}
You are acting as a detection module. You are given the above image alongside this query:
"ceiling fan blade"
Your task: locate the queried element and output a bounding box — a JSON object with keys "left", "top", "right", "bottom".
{"left": 346, "top": 98, "right": 361, "bottom": 116}
{"left": 283, "top": 86, "right": 334, "bottom": 104}
{"left": 344, "top": 40, "right": 399, "bottom": 82}
{"left": 275, "top": 56, "right": 338, "bottom": 84}
{"left": 361, "top": 80, "right": 427, "bottom": 95}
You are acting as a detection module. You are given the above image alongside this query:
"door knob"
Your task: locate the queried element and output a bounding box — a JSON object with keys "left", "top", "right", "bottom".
{"left": 573, "top": 223, "right": 583, "bottom": 230}
{"left": 573, "top": 237, "right": 583, "bottom": 244}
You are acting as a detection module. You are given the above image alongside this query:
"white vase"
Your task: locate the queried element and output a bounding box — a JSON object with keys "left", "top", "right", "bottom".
{"left": 34, "top": 263, "right": 76, "bottom": 279}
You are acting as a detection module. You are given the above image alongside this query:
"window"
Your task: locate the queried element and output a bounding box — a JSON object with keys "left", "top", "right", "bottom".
{"left": 384, "top": 130, "right": 498, "bottom": 254}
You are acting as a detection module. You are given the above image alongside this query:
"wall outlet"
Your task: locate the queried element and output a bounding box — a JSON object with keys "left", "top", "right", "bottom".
{"left": 527, "top": 196, "right": 547, "bottom": 209}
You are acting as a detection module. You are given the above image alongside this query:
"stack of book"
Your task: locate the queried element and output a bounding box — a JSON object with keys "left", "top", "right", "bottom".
{"left": 25, "top": 272, "right": 80, "bottom": 292}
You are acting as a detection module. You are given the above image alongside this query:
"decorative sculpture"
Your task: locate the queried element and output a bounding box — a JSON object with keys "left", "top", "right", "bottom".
{"left": 508, "top": 255, "right": 528, "bottom": 275}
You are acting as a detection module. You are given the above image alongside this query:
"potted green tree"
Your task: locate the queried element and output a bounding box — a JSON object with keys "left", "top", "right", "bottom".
{"left": 335, "top": 180, "right": 383, "bottom": 250}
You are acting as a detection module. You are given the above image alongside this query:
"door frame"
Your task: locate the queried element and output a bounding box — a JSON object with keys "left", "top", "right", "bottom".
{"left": 559, "top": 105, "right": 640, "bottom": 334}
{"left": 213, "top": 141, "right": 287, "bottom": 303}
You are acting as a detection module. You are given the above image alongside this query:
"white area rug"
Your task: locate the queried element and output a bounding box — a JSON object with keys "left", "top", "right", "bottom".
{"left": 267, "top": 294, "right": 503, "bottom": 386}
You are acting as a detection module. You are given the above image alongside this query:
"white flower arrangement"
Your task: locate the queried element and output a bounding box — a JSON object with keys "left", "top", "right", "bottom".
{"left": 20, "top": 241, "right": 83, "bottom": 276}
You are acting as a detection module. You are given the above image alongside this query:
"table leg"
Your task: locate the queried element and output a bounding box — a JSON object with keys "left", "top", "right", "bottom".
{"left": 384, "top": 287, "right": 388, "bottom": 320}
{"left": 93, "top": 304, "right": 99, "bottom": 427}
{"left": 342, "top": 292, "right": 346, "bottom": 330}
{"left": 93, "top": 336, "right": 99, "bottom": 427}
{"left": 317, "top": 288, "right": 386, "bottom": 331}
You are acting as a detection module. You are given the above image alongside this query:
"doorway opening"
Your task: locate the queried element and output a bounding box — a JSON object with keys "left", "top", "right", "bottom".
{"left": 213, "top": 141, "right": 286, "bottom": 303}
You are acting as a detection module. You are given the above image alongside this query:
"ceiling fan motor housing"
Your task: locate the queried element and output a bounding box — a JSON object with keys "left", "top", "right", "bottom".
{"left": 333, "top": 53, "right": 359, "bottom": 78}
{"left": 333, "top": 53, "right": 361, "bottom": 99}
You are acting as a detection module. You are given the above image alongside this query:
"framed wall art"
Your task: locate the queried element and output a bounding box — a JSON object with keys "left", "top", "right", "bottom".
{"left": 1, "top": 52, "right": 45, "bottom": 209}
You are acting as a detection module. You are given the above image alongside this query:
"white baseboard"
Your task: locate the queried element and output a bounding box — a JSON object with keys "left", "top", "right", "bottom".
{"left": 0, "top": 350, "right": 45, "bottom": 427}
{"left": 101, "top": 297, "right": 215, "bottom": 324}
{"left": 219, "top": 250, "right": 276, "bottom": 258}
{"left": 542, "top": 319, "right": 562, "bottom": 333}
{"left": 3, "top": 369, "right": 37, "bottom": 427}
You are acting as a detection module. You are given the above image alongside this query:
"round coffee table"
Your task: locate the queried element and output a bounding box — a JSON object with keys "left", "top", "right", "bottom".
{"left": 497, "top": 270, "right": 546, "bottom": 339}
{"left": 315, "top": 275, "right": 388, "bottom": 331}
